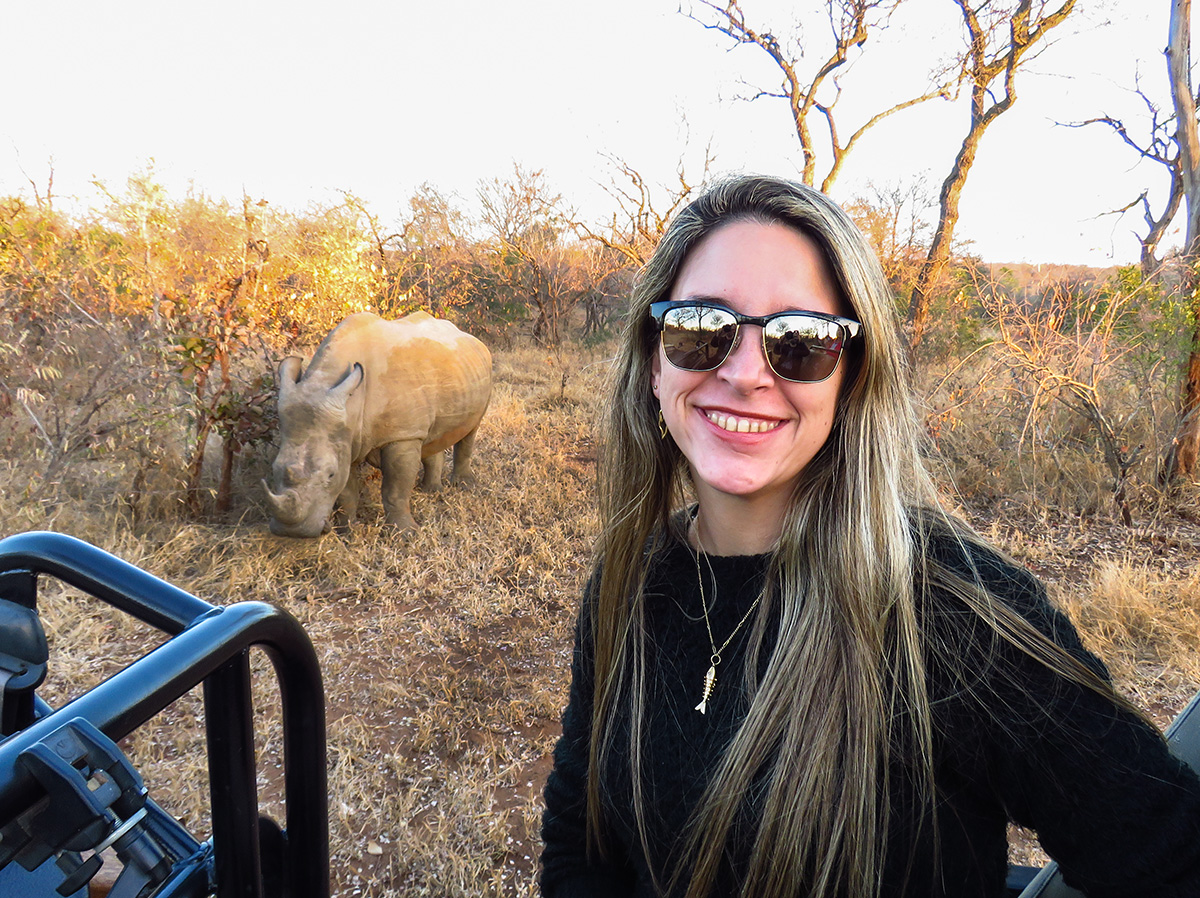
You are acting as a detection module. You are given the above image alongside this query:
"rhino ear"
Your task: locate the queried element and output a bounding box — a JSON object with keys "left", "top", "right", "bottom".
{"left": 277, "top": 357, "right": 305, "bottom": 396}
{"left": 327, "top": 363, "right": 364, "bottom": 409}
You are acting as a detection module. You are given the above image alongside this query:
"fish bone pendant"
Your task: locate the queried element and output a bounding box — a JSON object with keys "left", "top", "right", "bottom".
{"left": 694, "top": 664, "right": 717, "bottom": 714}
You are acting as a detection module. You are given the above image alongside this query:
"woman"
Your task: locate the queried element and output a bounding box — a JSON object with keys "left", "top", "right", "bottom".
{"left": 539, "top": 174, "right": 1200, "bottom": 898}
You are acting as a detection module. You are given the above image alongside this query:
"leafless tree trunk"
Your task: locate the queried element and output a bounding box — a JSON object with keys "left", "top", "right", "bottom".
{"left": 905, "top": 0, "right": 1077, "bottom": 350}
{"left": 1161, "top": 0, "right": 1200, "bottom": 482}
{"left": 686, "top": 0, "right": 954, "bottom": 192}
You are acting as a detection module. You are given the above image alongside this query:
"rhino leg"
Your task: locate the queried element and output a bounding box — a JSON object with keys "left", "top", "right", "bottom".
{"left": 450, "top": 428, "right": 478, "bottom": 487}
{"left": 420, "top": 449, "right": 444, "bottom": 491}
{"left": 333, "top": 464, "right": 362, "bottom": 529}
{"left": 379, "top": 440, "right": 422, "bottom": 532}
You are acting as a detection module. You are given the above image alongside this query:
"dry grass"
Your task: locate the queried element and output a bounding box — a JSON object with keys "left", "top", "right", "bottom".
{"left": 1067, "top": 561, "right": 1200, "bottom": 698}
{"left": 3, "top": 340, "right": 610, "bottom": 898}
{"left": 5, "top": 337, "right": 1200, "bottom": 894}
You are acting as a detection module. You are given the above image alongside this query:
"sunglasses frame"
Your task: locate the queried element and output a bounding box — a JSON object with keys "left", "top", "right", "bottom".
{"left": 648, "top": 300, "right": 863, "bottom": 384}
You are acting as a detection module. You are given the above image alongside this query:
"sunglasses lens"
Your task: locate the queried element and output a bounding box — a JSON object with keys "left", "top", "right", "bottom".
{"left": 660, "top": 306, "right": 738, "bottom": 372}
{"left": 763, "top": 315, "right": 847, "bottom": 383}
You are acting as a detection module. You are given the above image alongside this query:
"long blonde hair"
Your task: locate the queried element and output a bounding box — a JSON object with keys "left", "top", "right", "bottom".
{"left": 587, "top": 174, "right": 1134, "bottom": 897}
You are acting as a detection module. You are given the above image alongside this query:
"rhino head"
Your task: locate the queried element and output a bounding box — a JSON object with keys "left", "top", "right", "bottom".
{"left": 263, "top": 357, "right": 364, "bottom": 538}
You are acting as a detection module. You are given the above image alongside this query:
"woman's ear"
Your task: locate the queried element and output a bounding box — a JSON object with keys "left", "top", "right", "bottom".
{"left": 651, "top": 352, "right": 661, "bottom": 397}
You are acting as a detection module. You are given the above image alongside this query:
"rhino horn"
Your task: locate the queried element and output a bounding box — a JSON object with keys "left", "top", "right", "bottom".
{"left": 327, "top": 363, "right": 364, "bottom": 410}
{"left": 262, "top": 479, "right": 302, "bottom": 523}
{"left": 277, "top": 357, "right": 305, "bottom": 399}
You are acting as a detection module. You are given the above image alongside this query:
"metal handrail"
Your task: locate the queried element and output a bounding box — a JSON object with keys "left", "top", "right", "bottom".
{"left": 0, "top": 531, "right": 329, "bottom": 898}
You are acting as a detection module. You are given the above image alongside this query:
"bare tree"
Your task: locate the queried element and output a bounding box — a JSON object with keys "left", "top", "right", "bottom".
{"left": 570, "top": 150, "right": 717, "bottom": 336}
{"left": 574, "top": 149, "right": 713, "bottom": 268}
{"left": 843, "top": 176, "right": 937, "bottom": 292}
{"left": 15, "top": 153, "right": 55, "bottom": 211}
{"left": 1067, "top": 78, "right": 1183, "bottom": 279}
{"left": 397, "top": 183, "right": 475, "bottom": 317}
{"left": 905, "top": 0, "right": 1077, "bottom": 350}
{"left": 478, "top": 164, "right": 589, "bottom": 345}
{"left": 685, "top": 0, "right": 955, "bottom": 192}
{"left": 1161, "top": 0, "right": 1200, "bottom": 482}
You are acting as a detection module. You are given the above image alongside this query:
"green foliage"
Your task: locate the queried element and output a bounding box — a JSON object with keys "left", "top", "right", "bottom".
{"left": 214, "top": 372, "right": 276, "bottom": 453}
{"left": 1143, "top": 281, "right": 1195, "bottom": 366}
{"left": 899, "top": 260, "right": 991, "bottom": 364}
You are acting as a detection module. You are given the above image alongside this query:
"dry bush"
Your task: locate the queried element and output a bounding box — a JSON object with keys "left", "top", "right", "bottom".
{"left": 926, "top": 364, "right": 1154, "bottom": 517}
{"left": 0, "top": 200, "right": 177, "bottom": 503}
{"left": 921, "top": 270, "right": 1176, "bottom": 524}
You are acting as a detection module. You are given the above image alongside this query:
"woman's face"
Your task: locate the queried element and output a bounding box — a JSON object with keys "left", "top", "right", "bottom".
{"left": 652, "top": 218, "right": 849, "bottom": 519}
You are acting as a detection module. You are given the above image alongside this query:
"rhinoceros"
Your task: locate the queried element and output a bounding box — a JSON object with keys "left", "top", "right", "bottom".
{"left": 263, "top": 311, "right": 492, "bottom": 537}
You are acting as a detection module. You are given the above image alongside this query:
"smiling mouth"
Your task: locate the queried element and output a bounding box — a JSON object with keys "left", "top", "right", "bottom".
{"left": 705, "top": 410, "right": 781, "bottom": 434}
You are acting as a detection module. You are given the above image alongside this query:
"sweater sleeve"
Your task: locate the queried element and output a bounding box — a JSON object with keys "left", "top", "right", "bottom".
{"left": 539, "top": 580, "right": 635, "bottom": 897}
{"left": 944, "top": 543, "right": 1200, "bottom": 897}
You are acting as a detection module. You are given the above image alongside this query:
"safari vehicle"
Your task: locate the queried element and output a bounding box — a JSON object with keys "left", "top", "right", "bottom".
{"left": 0, "top": 530, "right": 1197, "bottom": 898}
{"left": 0, "top": 531, "right": 327, "bottom": 898}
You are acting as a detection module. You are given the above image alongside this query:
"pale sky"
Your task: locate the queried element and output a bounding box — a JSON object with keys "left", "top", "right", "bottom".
{"left": 0, "top": 0, "right": 1180, "bottom": 266}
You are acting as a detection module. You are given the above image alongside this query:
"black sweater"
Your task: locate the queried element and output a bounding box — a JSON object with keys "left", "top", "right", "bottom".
{"left": 540, "top": 528, "right": 1200, "bottom": 897}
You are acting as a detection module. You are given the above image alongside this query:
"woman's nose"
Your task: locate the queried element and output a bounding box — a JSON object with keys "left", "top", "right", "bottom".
{"left": 717, "top": 326, "right": 774, "bottom": 390}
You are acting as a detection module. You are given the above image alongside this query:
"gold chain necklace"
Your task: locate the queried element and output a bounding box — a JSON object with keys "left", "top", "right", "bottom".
{"left": 692, "top": 521, "right": 762, "bottom": 715}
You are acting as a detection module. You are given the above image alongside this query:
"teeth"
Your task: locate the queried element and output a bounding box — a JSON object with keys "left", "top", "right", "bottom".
{"left": 706, "top": 411, "right": 777, "bottom": 434}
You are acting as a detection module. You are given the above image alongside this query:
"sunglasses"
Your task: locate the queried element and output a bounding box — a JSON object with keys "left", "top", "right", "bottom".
{"left": 649, "top": 300, "right": 862, "bottom": 384}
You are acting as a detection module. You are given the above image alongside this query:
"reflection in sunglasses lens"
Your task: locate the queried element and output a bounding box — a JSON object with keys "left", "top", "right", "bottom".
{"left": 662, "top": 308, "right": 736, "bottom": 371}
{"left": 766, "top": 317, "right": 840, "bottom": 382}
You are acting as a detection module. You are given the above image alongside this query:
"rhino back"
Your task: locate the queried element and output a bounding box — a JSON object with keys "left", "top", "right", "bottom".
{"left": 306, "top": 313, "right": 492, "bottom": 461}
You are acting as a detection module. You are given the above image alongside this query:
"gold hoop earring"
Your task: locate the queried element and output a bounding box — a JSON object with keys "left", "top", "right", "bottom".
{"left": 658, "top": 409, "right": 668, "bottom": 439}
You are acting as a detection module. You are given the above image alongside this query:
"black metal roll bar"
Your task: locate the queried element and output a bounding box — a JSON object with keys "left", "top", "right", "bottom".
{"left": 0, "top": 531, "right": 329, "bottom": 898}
